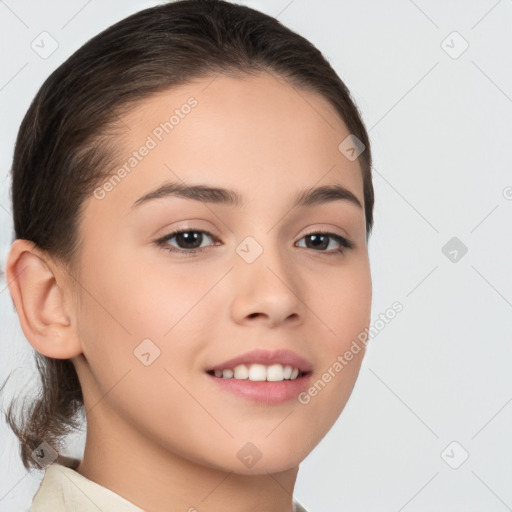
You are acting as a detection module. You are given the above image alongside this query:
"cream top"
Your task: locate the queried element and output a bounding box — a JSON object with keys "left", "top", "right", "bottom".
{"left": 30, "top": 457, "right": 308, "bottom": 512}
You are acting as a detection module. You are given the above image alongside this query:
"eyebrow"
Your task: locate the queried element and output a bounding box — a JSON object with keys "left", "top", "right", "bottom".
{"left": 131, "top": 181, "right": 363, "bottom": 210}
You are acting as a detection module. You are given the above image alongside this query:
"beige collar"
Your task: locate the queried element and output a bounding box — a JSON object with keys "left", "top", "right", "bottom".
{"left": 30, "top": 457, "right": 308, "bottom": 512}
{"left": 30, "top": 458, "right": 144, "bottom": 511}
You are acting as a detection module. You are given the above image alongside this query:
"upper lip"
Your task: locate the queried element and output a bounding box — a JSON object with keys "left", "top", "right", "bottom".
{"left": 206, "top": 349, "right": 313, "bottom": 373}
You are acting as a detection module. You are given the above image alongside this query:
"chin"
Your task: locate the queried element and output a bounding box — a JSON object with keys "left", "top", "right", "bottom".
{"left": 191, "top": 441, "right": 307, "bottom": 476}
{"left": 233, "top": 454, "right": 304, "bottom": 476}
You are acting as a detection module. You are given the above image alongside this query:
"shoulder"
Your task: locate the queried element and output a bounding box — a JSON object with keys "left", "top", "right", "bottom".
{"left": 30, "top": 457, "right": 144, "bottom": 512}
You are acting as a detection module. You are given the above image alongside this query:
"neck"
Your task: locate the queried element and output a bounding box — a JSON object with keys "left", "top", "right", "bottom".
{"left": 75, "top": 404, "right": 299, "bottom": 512}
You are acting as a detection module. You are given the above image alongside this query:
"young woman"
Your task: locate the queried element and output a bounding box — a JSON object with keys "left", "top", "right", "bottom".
{"left": 2, "top": 1, "right": 374, "bottom": 510}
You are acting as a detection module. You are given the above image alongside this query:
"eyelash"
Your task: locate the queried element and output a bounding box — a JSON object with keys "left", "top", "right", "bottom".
{"left": 154, "top": 228, "right": 355, "bottom": 257}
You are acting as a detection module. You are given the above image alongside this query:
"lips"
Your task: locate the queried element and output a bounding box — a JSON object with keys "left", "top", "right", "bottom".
{"left": 206, "top": 348, "right": 313, "bottom": 374}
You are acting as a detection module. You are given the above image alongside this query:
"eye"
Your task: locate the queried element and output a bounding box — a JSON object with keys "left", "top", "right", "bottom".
{"left": 154, "top": 229, "right": 218, "bottom": 255}
{"left": 154, "top": 228, "right": 355, "bottom": 257}
{"left": 296, "top": 231, "right": 355, "bottom": 255}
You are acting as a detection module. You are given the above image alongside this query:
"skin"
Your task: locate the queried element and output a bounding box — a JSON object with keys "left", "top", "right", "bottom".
{"left": 7, "top": 71, "right": 372, "bottom": 512}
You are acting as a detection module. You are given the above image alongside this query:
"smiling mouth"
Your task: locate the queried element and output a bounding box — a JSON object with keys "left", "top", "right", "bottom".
{"left": 206, "top": 363, "right": 311, "bottom": 382}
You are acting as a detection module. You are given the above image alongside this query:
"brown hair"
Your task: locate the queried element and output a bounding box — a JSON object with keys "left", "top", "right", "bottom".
{"left": 1, "top": 0, "right": 374, "bottom": 471}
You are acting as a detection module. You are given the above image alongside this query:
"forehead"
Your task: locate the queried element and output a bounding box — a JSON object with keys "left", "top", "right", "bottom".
{"left": 84, "top": 71, "right": 364, "bottom": 218}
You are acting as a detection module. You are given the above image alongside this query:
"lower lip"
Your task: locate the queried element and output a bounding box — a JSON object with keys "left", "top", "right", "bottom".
{"left": 206, "top": 372, "right": 313, "bottom": 404}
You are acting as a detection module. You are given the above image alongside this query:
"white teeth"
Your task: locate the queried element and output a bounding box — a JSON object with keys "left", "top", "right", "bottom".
{"left": 282, "top": 365, "right": 293, "bottom": 379}
{"left": 233, "top": 364, "right": 249, "bottom": 379}
{"left": 248, "top": 363, "right": 267, "bottom": 381}
{"left": 267, "top": 364, "right": 285, "bottom": 381}
{"left": 212, "top": 363, "right": 303, "bottom": 381}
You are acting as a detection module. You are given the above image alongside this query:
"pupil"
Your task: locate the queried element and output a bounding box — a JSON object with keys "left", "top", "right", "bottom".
{"left": 307, "top": 234, "right": 328, "bottom": 250}
{"left": 177, "top": 231, "right": 202, "bottom": 249}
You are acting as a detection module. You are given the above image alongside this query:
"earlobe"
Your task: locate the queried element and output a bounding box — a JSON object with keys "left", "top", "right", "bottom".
{"left": 5, "top": 239, "right": 82, "bottom": 359}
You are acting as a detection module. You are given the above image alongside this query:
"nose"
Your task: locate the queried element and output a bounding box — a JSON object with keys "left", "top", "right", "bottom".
{"left": 229, "top": 241, "right": 305, "bottom": 328}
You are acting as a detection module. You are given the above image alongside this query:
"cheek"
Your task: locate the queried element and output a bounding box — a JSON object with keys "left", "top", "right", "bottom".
{"left": 299, "top": 257, "right": 371, "bottom": 417}
{"left": 310, "top": 255, "right": 372, "bottom": 347}
{"left": 75, "top": 249, "right": 219, "bottom": 391}
{"left": 80, "top": 245, "right": 212, "bottom": 337}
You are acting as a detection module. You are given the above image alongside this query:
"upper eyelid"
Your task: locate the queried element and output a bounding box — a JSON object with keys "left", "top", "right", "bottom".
{"left": 157, "top": 227, "right": 352, "bottom": 247}
{"left": 158, "top": 227, "right": 348, "bottom": 238}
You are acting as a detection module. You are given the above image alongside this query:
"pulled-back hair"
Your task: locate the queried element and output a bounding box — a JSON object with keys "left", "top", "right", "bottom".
{"left": 2, "top": 0, "right": 374, "bottom": 471}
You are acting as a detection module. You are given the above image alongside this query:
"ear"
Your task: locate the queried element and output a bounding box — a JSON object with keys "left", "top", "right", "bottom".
{"left": 5, "top": 239, "right": 82, "bottom": 359}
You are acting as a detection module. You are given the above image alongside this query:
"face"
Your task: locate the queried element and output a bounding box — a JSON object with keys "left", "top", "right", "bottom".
{"left": 69, "top": 71, "right": 372, "bottom": 474}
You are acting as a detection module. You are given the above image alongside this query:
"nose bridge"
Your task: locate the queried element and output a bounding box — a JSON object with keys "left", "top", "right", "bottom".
{"left": 235, "top": 233, "right": 292, "bottom": 286}
{"left": 230, "top": 232, "right": 303, "bottom": 324}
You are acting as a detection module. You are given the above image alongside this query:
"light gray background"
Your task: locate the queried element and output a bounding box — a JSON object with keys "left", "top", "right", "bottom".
{"left": 1, "top": 1, "right": 511, "bottom": 511}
